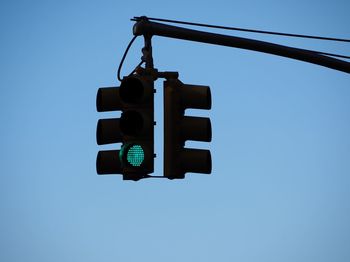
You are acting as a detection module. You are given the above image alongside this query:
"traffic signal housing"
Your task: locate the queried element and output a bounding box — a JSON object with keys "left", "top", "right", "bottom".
{"left": 164, "top": 78, "right": 212, "bottom": 179}
{"left": 96, "top": 73, "right": 155, "bottom": 180}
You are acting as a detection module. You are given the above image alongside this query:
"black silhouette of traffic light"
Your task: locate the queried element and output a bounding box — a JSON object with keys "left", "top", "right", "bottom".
{"left": 96, "top": 72, "right": 154, "bottom": 181}
{"left": 164, "top": 77, "right": 212, "bottom": 179}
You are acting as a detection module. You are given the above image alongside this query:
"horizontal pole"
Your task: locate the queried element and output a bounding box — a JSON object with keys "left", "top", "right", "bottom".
{"left": 133, "top": 20, "right": 350, "bottom": 74}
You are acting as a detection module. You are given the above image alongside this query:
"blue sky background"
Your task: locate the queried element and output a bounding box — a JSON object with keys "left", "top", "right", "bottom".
{"left": 1, "top": 0, "right": 350, "bottom": 261}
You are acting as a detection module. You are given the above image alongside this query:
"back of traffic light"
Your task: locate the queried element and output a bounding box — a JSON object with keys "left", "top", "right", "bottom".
{"left": 164, "top": 76, "right": 212, "bottom": 179}
{"left": 96, "top": 72, "right": 155, "bottom": 181}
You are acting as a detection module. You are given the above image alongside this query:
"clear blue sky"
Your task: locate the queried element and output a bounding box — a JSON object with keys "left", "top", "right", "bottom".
{"left": 1, "top": 0, "right": 350, "bottom": 261}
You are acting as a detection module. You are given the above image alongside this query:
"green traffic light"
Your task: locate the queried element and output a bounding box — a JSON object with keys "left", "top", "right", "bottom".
{"left": 127, "top": 144, "right": 144, "bottom": 167}
{"left": 120, "top": 144, "right": 145, "bottom": 167}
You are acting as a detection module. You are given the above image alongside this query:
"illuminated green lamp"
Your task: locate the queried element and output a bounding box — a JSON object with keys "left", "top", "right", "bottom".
{"left": 120, "top": 144, "right": 144, "bottom": 167}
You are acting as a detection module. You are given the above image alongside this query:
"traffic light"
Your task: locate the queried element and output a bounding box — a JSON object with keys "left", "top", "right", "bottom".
{"left": 164, "top": 77, "right": 212, "bottom": 179}
{"left": 96, "top": 72, "right": 155, "bottom": 181}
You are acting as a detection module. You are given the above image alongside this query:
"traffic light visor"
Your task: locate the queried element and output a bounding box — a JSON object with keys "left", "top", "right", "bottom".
{"left": 96, "top": 87, "right": 122, "bottom": 112}
{"left": 96, "top": 150, "right": 122, "bottom": 174}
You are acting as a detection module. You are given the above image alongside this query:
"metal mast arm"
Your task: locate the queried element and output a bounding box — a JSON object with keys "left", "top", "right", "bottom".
{"left": 133, "top": 19, "right": 350, "bottom": 74}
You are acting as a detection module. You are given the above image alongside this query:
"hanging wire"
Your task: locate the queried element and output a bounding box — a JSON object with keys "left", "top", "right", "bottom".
{"left": 117, "top": 35, "right": 144, "bottom": 82}
{"left": 133, "top": 16, "right": 350, "bottom": 43}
